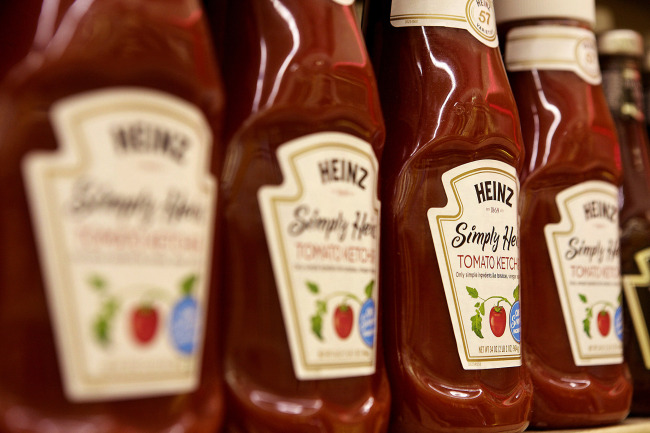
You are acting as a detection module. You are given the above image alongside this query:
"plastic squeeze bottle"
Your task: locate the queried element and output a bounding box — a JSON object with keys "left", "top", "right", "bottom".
{"left": 218, "top": 0, "right": 391, "bottom": 431}
{"left": 366, "top": 0, "right": 533, "bottom": 431}
{"left": 0, "top": 0, "right": 225, "bottom": 431}
{"left": 496, "top": 0, "right": 633, "bottom": 427}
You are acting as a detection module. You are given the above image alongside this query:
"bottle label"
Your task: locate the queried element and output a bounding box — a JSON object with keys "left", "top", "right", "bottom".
{"left": 545, "top": 181, "right": 623, "bottom": 366}
{"left": 23, "top": 88, "right": 216, "bottom": 401}
{"left": 390, "top": 0, "right": 498, "bottom": 48}
{"left": 331, "top": 0, "right": 354, "bottom": 5}
{"left": 259, "top": 133, "right": 380, "bottom": 380}
{"left": 623, "top": 248, "right": 650, "bottom": 369}
{"left": 602, "top": 66, "right": 645, "bottom": 120}
{"left": 504, "top": 25, "right": 602, "bottom": 85}
{"left": 427, "top": 160, "right": 522, "bottom": 370}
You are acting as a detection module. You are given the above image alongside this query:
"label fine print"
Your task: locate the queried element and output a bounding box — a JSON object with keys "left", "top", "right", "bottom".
{"left": 427, "top": 160, "right": 522, "bottom": 370}
{"left": 259, "top": 132, "right": 380, "bottom": 380}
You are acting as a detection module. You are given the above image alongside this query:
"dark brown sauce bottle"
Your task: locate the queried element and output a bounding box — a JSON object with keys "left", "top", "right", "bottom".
{"left": 600, "top": 29, "right": 650, "bottom": 416}
{"left": 0, "top": 0, "right": 225, "bottom": 431}
{"left": 497, "top": 0, "right": 632, "bottom": 427}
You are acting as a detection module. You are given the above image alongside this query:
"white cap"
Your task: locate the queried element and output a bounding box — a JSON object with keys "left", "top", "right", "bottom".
{"left": 494, "top": 0, "right": 596, "bottom": 27}
{"left": 598, "top": 30, "right": 644, "bottom": 57}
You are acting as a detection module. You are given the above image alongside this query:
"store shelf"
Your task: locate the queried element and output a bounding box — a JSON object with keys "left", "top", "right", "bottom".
{"left": 532, "top": 418, "right": 650, "bottom": 433}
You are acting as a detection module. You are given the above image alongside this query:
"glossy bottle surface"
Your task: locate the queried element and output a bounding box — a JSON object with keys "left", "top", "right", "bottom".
{"left": 502, "top": 19, "right": 632, "bottom": 427}
{"left": 365, "top": 2, "right": 532, "bottom": 432}
{"left": 601, "top": 48, "right": 650, "bottom": 416}
{"left": 0, "top": 0, "right": 42, "bottom": 82}
{"left": 219, "top": 0, "right": 390, "bottom": 432}
{"left": 0, "top": 0, "right": 225, "bottom": 431}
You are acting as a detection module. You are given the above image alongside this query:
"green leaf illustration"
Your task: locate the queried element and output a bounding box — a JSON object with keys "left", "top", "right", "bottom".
{"left": 583, "top": 317, "right": 591, "bottom": 338}
{"left": 93, "top": 317, "right": 110, "bottom": 345}
{"left": 365, "top": 280, "right": 375, "bottom": 299}
{"left": 311, "top": 314, "right": 323, "bottom": 340}
{"left": 307, "top": 281, "right": 319, "bottom": 294}
{"left": 316, "top": 300, "right": 327, "bottom": 315}
{"left": 467, "top": 286, "right": 479, "bottom": 299}
{"left": 181, "top": 274, "right": 198, "bottom": 296}
{"left": 92, "top": 297, "right": 119, "bottom": 346}
{"left": 88, "top": 274, "right": 107, "bottom": 291}
{"left": 479, "top": 303, "right": 485, "bottom": 315}
{"left": 513, "top": 285, "right": 520, "bottom": 301}
{"left": 579, "top": 294, "right": 588, "bottom": 303}
{"left": 471, "top": 310, "right": 484, "bottom": 339}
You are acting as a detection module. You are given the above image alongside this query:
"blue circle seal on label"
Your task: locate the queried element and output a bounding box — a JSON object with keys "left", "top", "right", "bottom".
{"left": 509, "top": 301, "right": 521, "bottom": 344}
{"left": 615, "top": 306, "right": 623, "bottom": 341}
{"left": 170, "top": 296, "right": 199, "bottom": 355}
{"left": 358, "top": 299, "right": 376, "bottom": 347}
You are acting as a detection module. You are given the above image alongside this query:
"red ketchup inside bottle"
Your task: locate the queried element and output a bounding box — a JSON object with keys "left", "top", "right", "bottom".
{"left": 219, "top": 0, "right": 391, "bottom": 431}
{"left": 365, "top": 0, "right": 533, "bottom": 431}
{"left": 497, "top": 0, "right": 632, "bottom": 427}
{"left": 0, "top": 0, "right": 225, "bottom": 431}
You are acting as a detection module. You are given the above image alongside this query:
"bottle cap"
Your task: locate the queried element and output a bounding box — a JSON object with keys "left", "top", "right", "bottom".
{"left": 494, "top": 0, "right": 596, "bottom": 27}
{"left": 598, "top": 29, "right": 644, "bottom": 57}
{"left": 594, "top": 6, "right": 615, "bottom": 35}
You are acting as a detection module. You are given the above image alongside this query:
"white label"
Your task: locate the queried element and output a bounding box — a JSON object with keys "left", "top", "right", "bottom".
{"left": 545, "top": 181, "right": 623, "bottom": 366}
{"left": 258, "top": 133, "right": 380, "bottom": 380}
{"left": 427, "top": 160, "right": 521, "bottom": 370}
{"left": 623, "top": 248, "right": 650, "bottom": 369}
{"left": 23, "top": 88, "right": 216, "bottom": 401}
{"left": 390, "top": 0, "right": 498, "bottom": 48}
{"left": 331, "top": 0, "right": 354, "bottom": 5}
{"left": 505, "top": 25, "right": 602, "bottom": 85}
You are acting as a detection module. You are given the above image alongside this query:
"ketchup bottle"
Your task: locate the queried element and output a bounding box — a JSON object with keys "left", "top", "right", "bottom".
{"left": 365, "top": 1, "right": 532, "bottom": 431}
{"left": 218, "top": 0, "right": 390, "bottom": 431}
{"left": 0, "top": 0, "right": 225, "bottom": 431}
{"left": 496, "top": 0, "right": 633, "bottom": 427}
{"left": 599, "top": 29, "right": 650, "bottom": 416}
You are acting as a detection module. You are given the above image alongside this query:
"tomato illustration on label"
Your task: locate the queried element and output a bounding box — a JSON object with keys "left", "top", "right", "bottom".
{"left": 131, "top": 304, "right": 159, "bottom": 345}
{"left": 489, "top": 306, "right": 506, "bottom": 337}
{"left": 170, "top": 274, "right": 200, "bottom": 355}
{"left": 578, "top": 293, "right": 620, "bottom": 339}
{"left": 307, "top": 280, "right": 375, "bottom": 342}
{"left": 467, "top": 285, "right": 519, "bottom": 338}
{"left": 87, "top": 274, "right": 119, "bottom": 346}
{"left": 334, "top": 304, "right": 353, "bottom": 339}
{"left": 597, "top": 310, "right": 611, "bottom": 337}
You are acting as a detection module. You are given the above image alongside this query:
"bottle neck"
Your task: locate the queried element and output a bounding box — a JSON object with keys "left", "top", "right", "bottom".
{"left": 600, "top": 55, "right": 645, "bottom": 122}
{"left": 499, "top": 18, "right": 601, "bottom": 85}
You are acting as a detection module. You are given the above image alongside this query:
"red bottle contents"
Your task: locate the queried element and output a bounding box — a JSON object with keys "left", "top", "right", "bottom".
{"left": 365, "top": 0, "right": 532, "bottom": 431}
{"left": 0, "top": 0, "right": 42, "bottom": 81}
{"left": 219, "top": 0, "right": 390, "bottom": 431}
{"left": 600, "top": 29, "right": 650, "bottom": 416}
{"left": 497, "top": 0, "right": 632, "bottom": 427}
{"left": 0, "top": 0, "right": 225, "bottom": 431}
